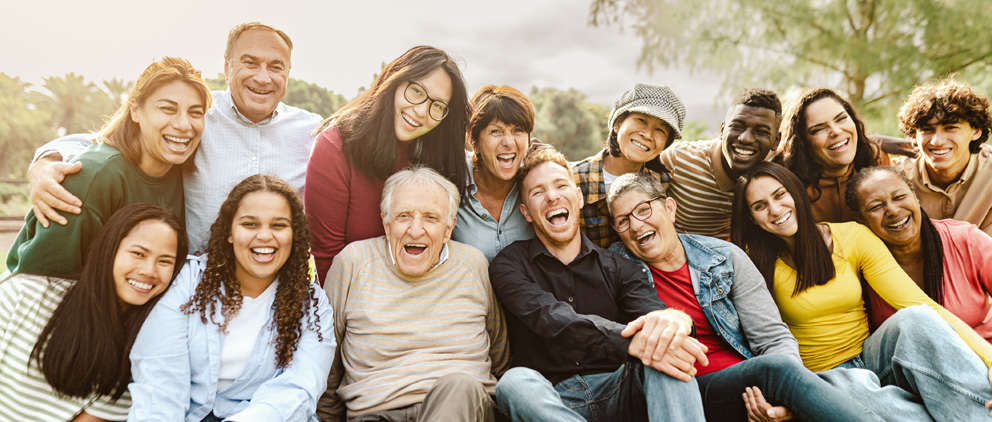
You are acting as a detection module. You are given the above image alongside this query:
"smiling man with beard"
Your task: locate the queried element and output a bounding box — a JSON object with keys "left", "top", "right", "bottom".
{"left": 489, "top": 145, "right": 707, "bottom": 422}
{"left": 658, "top": 88, "right": 781, "bottom": 240}
{"left": 319, "top": 166, "right": 509, "bottom": 422}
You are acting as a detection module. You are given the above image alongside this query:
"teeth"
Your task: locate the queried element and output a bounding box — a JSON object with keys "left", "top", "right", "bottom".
{"left": 402, "top": 113, "right": 421, "bottom": 127}
{"left": 827, "top": 139, "right": 849, "bottom": 150}
{"left": 546, "top": 208, "right": 567, "bottom": 219}
{"left": 886, "top": 216, "right": 910, "bottom": 229}
{"left": 164, "top": 135, "right": 190, "bottom": 144}
{"left": 128, "top": 279, "right": 153, "bottom": 290}
{"left": 247, "top": 86, "right": 271, "bottom": 95}
{"left": 773, "top": 212, "right": 791, "bottom": 225}
{"left": 930, "top": 148, "right": 950, "bottom": 156}
{"left": 405, "top": 243, "right": 427, "bottom": 248}
{"left": 252, "top": 247, "right": 275, "bottom": 254}
{"left": 636, "top": 231, "right": 655, "bottom": 241}
{"left": 497, "top": 153, "right": 516, "bottom": 160}
{"left": 733, "top": 146, "right": 755, "bottom": 157}
{"left": 631, "top": 140, "right": 650, "bottom": 152}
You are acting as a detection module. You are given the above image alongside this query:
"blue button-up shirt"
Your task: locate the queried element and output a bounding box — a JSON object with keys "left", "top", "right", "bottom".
{"left": 129, "top": 255, "right": 336, "bottom": 422}
{"left": 452, "top": 158, "right": 534, "bottom": 261}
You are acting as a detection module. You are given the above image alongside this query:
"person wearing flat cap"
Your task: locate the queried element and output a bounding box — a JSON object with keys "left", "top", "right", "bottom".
{"left": 571, "top": 83, "right": 686, "bottom": 248}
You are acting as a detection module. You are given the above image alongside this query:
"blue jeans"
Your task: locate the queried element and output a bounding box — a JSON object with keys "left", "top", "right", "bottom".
{"left": 858, "top": 305, "right": 992, "bottom": 422}
{"left": 496, "top": 360, "right": 705, "bottom": 422}
{"left": 696, "top": 354, "right": 882, "bottom": 422}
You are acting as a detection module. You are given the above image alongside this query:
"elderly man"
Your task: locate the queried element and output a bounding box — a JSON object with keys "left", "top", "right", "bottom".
{"left": 607, "top": 171, "right": 883, "bottom": 422}
{"left": 489, "top": 146, "right": 707, "bottom": 421}
{"left": 658, "top": 88, "right": 781, "bottom": 240}
{"left": 892, "top": 77, "right": 992, "bottom": 236}
{"left": 319, "top": 166, "right": 509, "bottom": 421}
{"left": 27, "top": 22, "right": 321, "bottom": 252}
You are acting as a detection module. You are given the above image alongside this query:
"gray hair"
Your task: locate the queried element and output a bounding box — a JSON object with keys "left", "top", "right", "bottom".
{"left": 381, "top": 165, "right": 460, "bottom": 225}
{"left": 606, "top": 172, "right": 667, "bottom": 216}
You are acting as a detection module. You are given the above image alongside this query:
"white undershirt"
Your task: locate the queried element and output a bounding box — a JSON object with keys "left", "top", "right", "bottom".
{"left": 603, "top": 168, "right": 620, "bottom": 194}
{"left": 217, "top": 279, "right": 279, "bottom": 392}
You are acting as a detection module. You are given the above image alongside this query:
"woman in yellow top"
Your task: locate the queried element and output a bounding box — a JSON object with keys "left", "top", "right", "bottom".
{"left": 730, "top": 162, "right": 992, "bottom": 420}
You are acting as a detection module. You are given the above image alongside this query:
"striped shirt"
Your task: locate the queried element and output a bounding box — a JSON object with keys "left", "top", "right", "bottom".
{"left": 0, "top": 274, "right": 130, "bottom": 421}
{"left": 660, "top": 139, "right": 735, "bottom": 240}
{"left": 317, "top": 237, "right": 509, "bottom": 420}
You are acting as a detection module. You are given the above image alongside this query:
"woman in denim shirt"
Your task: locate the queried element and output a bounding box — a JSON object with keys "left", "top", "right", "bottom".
{"left": 129, "top": 175, "right": 335, "bottom": 422}
{"left": 606, "top": 171, "right": 887, "bottom": 422}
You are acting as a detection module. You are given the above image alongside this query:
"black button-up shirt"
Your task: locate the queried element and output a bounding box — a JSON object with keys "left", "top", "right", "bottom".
{"left": 489, "top": 233, "right": 666, "bottom": 384}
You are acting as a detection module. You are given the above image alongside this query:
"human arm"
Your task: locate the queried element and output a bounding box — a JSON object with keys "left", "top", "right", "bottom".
{"left": 727, "top": 245, "right": 802, "bottom": 361}
{"left": 854, "top": 224, "right": 992, "bottom": 366}
{"left": 227, "top": 283, "right": 336, "bottom": 422}
{"left": 28, "top": 134, "right": 93, "bottom": 227}
{"left": 316, "top": 246, "right": 355, "bottom": 421}
{"left": 128, "top": 259, "right": 198, "bottom": 421}
{"left": 306, "top": 128, "right": 352, "bottom": 284}
{"left": 743, "top": 387, "right": 794, "bottom": 422}
{"left": 870, "top": 135, "right": 916, "bottom": 158}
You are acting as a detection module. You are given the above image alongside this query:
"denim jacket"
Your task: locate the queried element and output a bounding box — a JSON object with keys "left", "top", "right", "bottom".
{"left": 611, "top": 233, "right": 800, "bottom": 361}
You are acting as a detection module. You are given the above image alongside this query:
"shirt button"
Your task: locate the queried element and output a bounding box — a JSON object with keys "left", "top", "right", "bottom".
{"left": 251, "top": 156, "right": 258, "bottom": 161}
{"left": 717, "top": 287, "right": 724, "bottom": 295}
{"left": 568, "top": 297, "right": 574, "bottom": 302}
{"left": 575, "top": 361, "right": 580, "bottom": 366}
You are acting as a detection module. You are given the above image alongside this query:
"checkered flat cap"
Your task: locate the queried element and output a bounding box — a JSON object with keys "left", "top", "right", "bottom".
{"left": 608, "top": 83, "right": 687, "bottom": 142}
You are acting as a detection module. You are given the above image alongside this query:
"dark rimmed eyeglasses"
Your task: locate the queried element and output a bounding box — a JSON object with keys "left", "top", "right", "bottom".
{"left": 404, "top": 81, "right": 449, "bottom": 121}
{"left": 612, "top": 196, "right": 663, "bottom": 233}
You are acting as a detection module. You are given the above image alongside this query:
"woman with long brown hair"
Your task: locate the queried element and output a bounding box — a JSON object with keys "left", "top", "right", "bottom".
{"left": 0, "top": 203, "right": 186, "bottom": 421}
{"left": 129, "top": 175, "right": 334, "bottom": 421}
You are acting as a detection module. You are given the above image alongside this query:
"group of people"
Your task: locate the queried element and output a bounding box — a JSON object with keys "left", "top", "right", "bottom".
{"left": 2, "top": 20, "right": 992, "bottom": 422}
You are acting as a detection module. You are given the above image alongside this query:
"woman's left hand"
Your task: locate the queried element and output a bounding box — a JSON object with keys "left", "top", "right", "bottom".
{"left": 743, "top": 386, "right": 794, "bottom": 422}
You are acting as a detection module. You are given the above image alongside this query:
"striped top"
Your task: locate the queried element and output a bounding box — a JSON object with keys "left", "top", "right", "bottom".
{"left": 0, "top": 274, "right": 130, "bottom": 421}
{"left": 317, "top": 237, "right": 509, "bottom": 420}
{"left": 660, "top": 139, "right": 735, "bottom": 240}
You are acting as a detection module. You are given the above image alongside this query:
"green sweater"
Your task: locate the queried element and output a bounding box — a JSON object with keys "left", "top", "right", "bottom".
{"left": 6, "top": 143, "right": 184, "bottom": 276}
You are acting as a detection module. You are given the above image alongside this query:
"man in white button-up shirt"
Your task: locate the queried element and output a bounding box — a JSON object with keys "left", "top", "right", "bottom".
{"left": 27, "top": 22, "right": 322, "bottom": 253}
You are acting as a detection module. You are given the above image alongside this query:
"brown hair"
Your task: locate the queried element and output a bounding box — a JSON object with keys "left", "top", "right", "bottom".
{"left": 898, "top": 78, "right": 991, "bottom": 153}
{"left": 182, "top": 175, "right": 323, "bottom": 368}
{"left": 98, "top": 57, "right": 212, "bottom": 168}
{"left": 517, "top": 144, "right": 570, "bottom": 187}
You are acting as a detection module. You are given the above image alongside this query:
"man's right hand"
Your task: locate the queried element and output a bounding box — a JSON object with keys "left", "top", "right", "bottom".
{"left": 628, "top": 330, "right": 707, "bottom": 381}
{"left": 28, "top": 156, "right": 82, "bottom": 227}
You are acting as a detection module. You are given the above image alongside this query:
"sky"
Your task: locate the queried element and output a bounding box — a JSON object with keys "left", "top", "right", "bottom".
{"left": 2, "top": 0, "right": 727, "bottom": 127}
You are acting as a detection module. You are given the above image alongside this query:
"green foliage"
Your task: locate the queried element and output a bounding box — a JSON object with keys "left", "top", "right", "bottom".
{"left": 205, "top": 73, "right": 228, "bottom": 91}
{"left": 590, "top": 0, "right": 992, "bottom": 132}
{"left": 39, "top": 73, "right": 114, "bottom": 135}
{"left": 0, "top": 183, "right": 30, "bottom": 216}
{"left": 283, "top": 79, "right": 347, "bottom": 118}
{"left": 0, "top": 74, "right": 56, "bottom": 177}
{"left": 679, "top": 119, "right": 711, "bottom": 144}
{"left": 529, "top": 86, "right": 608, "bottom": 161}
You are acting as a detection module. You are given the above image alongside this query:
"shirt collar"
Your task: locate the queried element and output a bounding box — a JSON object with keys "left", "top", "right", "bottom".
{"left": 224, "top": 88, "right": 280, "bottom": 125}
{"left": 916, "top": 153, "right": 978, "bottom": 190}
{"left": 526, "top": 231, "right": 598, "bottom": 264}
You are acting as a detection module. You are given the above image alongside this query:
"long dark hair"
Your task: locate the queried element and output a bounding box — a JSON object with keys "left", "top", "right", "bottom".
{"left": 315, "top": 46, "right": 469, "bottom": 197}
{"left": 31, "top": 203, "right": 187, "bottom": 400}
{"left": 730, "top": 162, "right": 835, "bottom": 296}
{"left": 181, "top": 175, "right": 322, "bottom": 368}
{"left": 845, "top": 166, "right": 944, "bottom": 304}
{"left": 776, "top": 88, "right": 879, "bottom": 201}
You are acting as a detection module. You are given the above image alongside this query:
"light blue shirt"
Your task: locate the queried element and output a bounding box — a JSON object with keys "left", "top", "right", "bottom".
{"left": 36, "top": 90, "right": 323, "bottom": 253}
{"left": 128, "top": 255, "right": 336, "bottom": 422}
{"left": 452, "top": 158, "right": 534, "bottom": 261}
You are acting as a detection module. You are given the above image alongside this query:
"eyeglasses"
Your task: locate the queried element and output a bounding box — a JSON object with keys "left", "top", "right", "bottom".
{"left": 612, "top": 196, "right": 663, "bottom": 233}
{"left": 404, "top": 81, "right": 449, "bottom": 121}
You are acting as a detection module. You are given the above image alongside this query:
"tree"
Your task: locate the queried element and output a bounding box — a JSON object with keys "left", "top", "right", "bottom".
{"left": 589, "top": 0, "right": 992, "bottom": 131}
{"left": 529, "top": 87, "right": 608, "bottom": 161}
{"left": 38, "top": 73, "right": 113, "bottom": 135}
{"left": 102, "top": 77, "right": 134, "bottom": 109}
{"left": 0, "top": 74, "right": 56, "bottom": 177}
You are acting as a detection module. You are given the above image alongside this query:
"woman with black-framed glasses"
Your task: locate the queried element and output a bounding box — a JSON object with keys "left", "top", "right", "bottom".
{"left": 305, "top": 46, "right": 471, "bottom": 284}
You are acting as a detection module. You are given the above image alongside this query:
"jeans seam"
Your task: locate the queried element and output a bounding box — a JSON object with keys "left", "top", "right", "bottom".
{"left": 891, "top": 356, "right": 988, "bottom": 404}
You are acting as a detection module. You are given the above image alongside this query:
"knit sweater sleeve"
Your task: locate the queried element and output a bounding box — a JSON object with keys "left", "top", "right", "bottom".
{"left": 316, "top": 240, "right": 357, "bottom": 421}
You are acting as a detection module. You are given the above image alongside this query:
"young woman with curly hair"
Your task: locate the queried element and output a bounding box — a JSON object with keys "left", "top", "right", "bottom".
{"left": 890, "top": 77, "right": 992, "bottom": 236}
{"left": 774, "top": 88, "right": 888, "bottom": 223}
{"left": 730, "top": 162, "right": 992, "bottom": 420}
{"left": 0, "top": 203, "right": 186, "bottom": 421}
{"left": 306, "top": 46, "right": 470, "bottom": 283}
{"left": 129, "top": 175, "right": 335, "bottom": 422}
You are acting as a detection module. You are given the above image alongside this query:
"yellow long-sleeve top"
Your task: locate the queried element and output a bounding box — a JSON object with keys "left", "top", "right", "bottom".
{"left": 773, "top": 222, "right": 992, "bottom": 372}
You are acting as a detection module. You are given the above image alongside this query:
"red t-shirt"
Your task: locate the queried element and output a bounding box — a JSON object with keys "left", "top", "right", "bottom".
{"left": 650, "top": 263, "right": 745, "bottom": 376}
